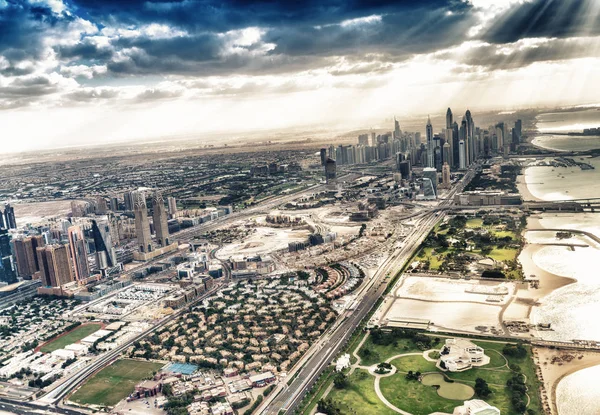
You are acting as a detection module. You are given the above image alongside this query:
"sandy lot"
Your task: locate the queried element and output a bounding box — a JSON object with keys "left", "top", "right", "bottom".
{"left": 385, "top": 298, "right": 502, "bottom": 333}
{"left": 12, "top": 200, "right": 75, "bottom": 226}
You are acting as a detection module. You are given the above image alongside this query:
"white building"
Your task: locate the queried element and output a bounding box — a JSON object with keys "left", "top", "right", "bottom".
{"left": 439, "top": 338, "right": 490, "bottom": 372}
{"left": 453, "top": 399, "right": 500, "bottom": 415}
{"left": 335, "top": 354, "right": 351, "bottom": 372}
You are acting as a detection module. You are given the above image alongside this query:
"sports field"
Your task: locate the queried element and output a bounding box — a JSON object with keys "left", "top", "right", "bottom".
{"left": 69, "top": 359, "right": 163, "bottom": 407}
{"left": 40, "top": 323, "right": 103, "bottom": 353}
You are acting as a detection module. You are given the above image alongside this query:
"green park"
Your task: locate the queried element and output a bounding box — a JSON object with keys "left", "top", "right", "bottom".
{"left": 69, "top": 359, "right": 163, "bottom": 407}
{"left": 40, "top": 323, "right": 103, "bottom": 353}
{"left": 321, "top": 328, "right": 542, "bottom": 415}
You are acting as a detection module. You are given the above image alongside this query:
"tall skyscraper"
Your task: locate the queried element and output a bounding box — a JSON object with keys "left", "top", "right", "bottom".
{"left": 37, "top": 244, "right": 74, "bottom": 288}
{"left": 68, "top": 225, "right": 90, "bottom": 283}
{"left": 133, "top": 193, "right": 152, "bottom": 253}
{"left": 13, "top": 235, "right": 45, "bottom": 279}
{"left": 0, "top": 228, "right": 17, "bottom": 284}
{"left": 325, "top": 158, "right": 336, "bottom": 183}
{"left": 442, "top": 142, "right": 451, "bottom": 167}
{"left": 91, "top": 220, "right": 116, "bottom": 270}
{"left": 459, "top": 140, "right": 466, "bottom": 169}
{"left": 167, "top": 196, "right": 177, "bottom": 218}
{"left": 123, "top": 191, "right": 135, "bottom": 211}
{"left": 460, "top": 118, "right": 468, "bottom": 166}
{"left": 152, "top": 192, "right": 170, "bottom": 247}
{"left": 465, "top": 110, "right": 474, "bottom": 164}
{"left": 445, "top": 108, "right": 454, "bottom": 168}
{"left": 452, "top": 121, "right": 459, "bottom": 167}
{"left": 423, "top": 167, "right": 438, "bottom": 198}
{"left": 426, "top": 116, "right": 434, "bottom": 168}
{"left": 96, "top": 197, "right": 108, "bottom": 214}
{"left": 442, "top": 162, "right": 451, "bottom": 189}
{"left": 4, "top": 204, "right": 16, "bottom": 229}
{"left": 320, "top": 148, "right": 328, "bottom": 165}
{"left": 394, "top": 117, "right": 401, "bottom": 139}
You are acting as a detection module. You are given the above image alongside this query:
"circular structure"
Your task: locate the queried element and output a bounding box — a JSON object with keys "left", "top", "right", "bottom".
{"left": 421, "top": 373, "right": 475, "bottom": 400}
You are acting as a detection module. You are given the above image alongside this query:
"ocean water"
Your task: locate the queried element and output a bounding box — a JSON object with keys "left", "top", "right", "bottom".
{"left": 536, "top": 108, "right": 600, "bottom": 132}
{"left": 556, "top": 364, "right": 600, "bottom": 415}
{"left": 533, "top": 109, "right": 600, "bottom": 152}
{"left": 532, "top": 134, "right": 600, "bottom": 152}
{"left": 524, "top": 157, "right": 600, "bottom": 201}
{"left": 524, "top": 112, "right": 600, "bottom": 414}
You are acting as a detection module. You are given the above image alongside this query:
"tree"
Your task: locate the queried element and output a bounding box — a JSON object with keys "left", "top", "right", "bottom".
{"left": 474, "top": 378, "right": 492, "bottom": 398}
{"left": 333, "top": 372, "right": 348, "bottom": 389}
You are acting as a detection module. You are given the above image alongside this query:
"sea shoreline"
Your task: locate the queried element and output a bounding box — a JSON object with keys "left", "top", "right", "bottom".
{"left": 516, "top": 123, "right": 600, "bottom": 414}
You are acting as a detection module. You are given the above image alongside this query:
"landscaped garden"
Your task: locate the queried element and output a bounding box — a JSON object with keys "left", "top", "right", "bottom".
{"left": 322, "top": 329, "right": 543, "bottom": 415}
{"left": 414, "top": 213, "right": 525, "bottom": 279}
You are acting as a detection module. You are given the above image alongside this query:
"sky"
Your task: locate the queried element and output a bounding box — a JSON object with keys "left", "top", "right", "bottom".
{"left": 1, "top": 0, "right": 600, "bottom": 152}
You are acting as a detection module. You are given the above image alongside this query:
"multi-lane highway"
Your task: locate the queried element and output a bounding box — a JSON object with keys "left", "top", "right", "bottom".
{"left": 261, "top": 168, "right": 477, "bottom": 414}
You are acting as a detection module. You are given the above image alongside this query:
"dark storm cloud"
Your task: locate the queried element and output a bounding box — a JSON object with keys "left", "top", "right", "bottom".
{"left": 437, "top": 37, "right": 600, "bottom": 71}
{"left": 84, "top": 0, "right": 475, "bottom": 76}
{"left": 55, "top": 40, "right": 114, "bottom": 60}
{"left": 483, "top": 0, "right": 600, "bottom": 44}
{"left": 69, "top": 0, "right": 470, "bottom": 32}
{"left": 0, "top": 1, "right": 76, "bottom": 59}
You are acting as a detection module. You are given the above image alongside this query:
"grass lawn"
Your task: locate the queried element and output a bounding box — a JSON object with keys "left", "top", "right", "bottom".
{"left": 465, "top": 218, "right": 484, "bottom": 228}
{"left": 357, "top": 336, "right": 423, "bottom": 367}
{"left": 70, "top": 359, "right": 163, "bottom": 407}
{"left": 486, "top": 247, "right": 519, "bottom": 262}
{"left": 418, "top": 247, "right": 447, "bottom": 270}
{"left": 328, "top": 369, "right": 396, "bottom": 415}
{"left": 349, "top": 335, "right": 542, "bottom": 415}
{"left": 380, "top": 370, "right": 460, "bottom": 415}
{"left": 40, "top": 323, "right": 103, "bottom": 353}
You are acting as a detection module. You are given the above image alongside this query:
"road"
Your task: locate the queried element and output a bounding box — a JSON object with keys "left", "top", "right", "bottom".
{"left": 260, "top": 167, "right": 477, "bottom": 414}
{"left": 38, "top": 285, "right": 222, "bottom": 407}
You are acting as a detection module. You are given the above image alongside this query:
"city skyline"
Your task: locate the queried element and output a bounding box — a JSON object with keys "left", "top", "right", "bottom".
{"left": 1, "top": 0, "right": 600, "bottom": 152}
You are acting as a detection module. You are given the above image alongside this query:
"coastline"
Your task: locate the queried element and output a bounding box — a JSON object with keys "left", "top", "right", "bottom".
{"left": 516, "top": 168, "right": 543, "bottom": 202}
{"left": 533, "top": 347, "right": 600, "bottom": 415}
{"left": 515, "top": 134, "right": 600, "bottom": 415}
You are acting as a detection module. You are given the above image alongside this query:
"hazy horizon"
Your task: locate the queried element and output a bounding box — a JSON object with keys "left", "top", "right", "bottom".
{"left": 2, "top": 0, "right": 600, "bottom": 153}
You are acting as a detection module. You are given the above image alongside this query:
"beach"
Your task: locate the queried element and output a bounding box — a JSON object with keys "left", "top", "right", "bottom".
{"left": 533, "top": 348, "right": 600, "bottom": 415}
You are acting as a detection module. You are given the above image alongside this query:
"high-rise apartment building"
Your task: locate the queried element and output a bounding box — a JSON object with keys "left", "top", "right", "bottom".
{"left": 68, "top": 225, "right": 90, "bottom": 282}
{"left": 459, "top": 140, "right": 466, "bottom": 169}
{"left": 13, "top": 235, "right": 45, "bottom": 279}
{"left": 426, "top": 116, "right": 434, "bottom": 168}
{"left": 325, "top": 158, "right": 336, "bottom": 183}
{"left": 133, "top": 193, "right": 152, "bottom": 253}
{"left": 446, "top": 108, "right": 454, "bottom": 168}
{"left": 3, "top": 204, "right": 16, "bottom": 229}
{"left": 423, "top": 167, "right": 438, "bottom": 198}
{"left": 442, "top": 162, "right": 451, "bottom": 189}
{"left": 167, "top": 196, "right": 177, "bottom": 218}
{"left": 0, "top": 228, "right": 17, "bottom": 284}
{"left": 37, "top": 244, "right": 74, "bottom": 288}
{"left": 91, "top": 220, "right": 116, "bottom": 270}
{"left": 152, "top": 193, "right": 170, "bottom": 247}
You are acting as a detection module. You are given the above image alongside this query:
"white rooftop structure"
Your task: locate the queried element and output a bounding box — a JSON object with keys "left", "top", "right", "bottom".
{"left": 335, "top": 353, "right": 351, "bottom": 372}
{"left": 453, "top": 399, "right": 501, "bottom": 415}
{"left": 439, "top": 338, "right": 490, "bottom": 372}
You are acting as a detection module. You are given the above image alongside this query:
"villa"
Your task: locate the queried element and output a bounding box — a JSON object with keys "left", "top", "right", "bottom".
{"left": 438, "top": 338, "right": 490, "bottom": 372}
{"left": 453, "top": 399, "right": 501, "bottom": 415}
